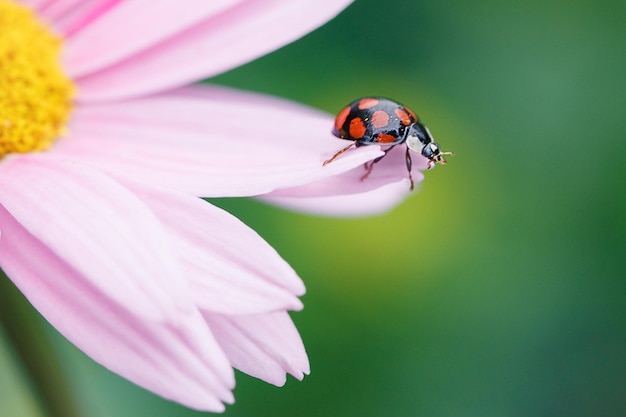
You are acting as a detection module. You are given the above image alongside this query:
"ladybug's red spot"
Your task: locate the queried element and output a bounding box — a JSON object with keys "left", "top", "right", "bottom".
{"left": 371, "top": 110, "right": 390, "bottom": 128}
{"left": 406, "top": 107, "right": 419, "bottom": 122}
{"left": 349, "top": 117, "right": 366, "bottom": 139}
{"left": 395, "top": 108, "right": 413, "bottom": 126}
{"left": 334, "top": 105, "right": 351, "bottom": 132}
{"left": 376, "top": 133, "right": 396, "bottom": 144}
{"left": 358, "top": 98, "right": 379, "bottom": 110}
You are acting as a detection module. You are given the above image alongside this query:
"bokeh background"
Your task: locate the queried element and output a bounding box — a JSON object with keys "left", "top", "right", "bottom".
{"left": 2, "top": 0, "right": 625, "bottom": 416}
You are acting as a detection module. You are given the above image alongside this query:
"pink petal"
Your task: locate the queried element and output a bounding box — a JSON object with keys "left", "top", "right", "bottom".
{"left": 260, "top": 180, "right": 415, "bottom": 217}
{"left": 125, "top": 181, "right": 305, "bottom": 315}
{"left": 267, "top": 145, "right": 427, "bottom": 198}
{"left": 53, "top": 85, "right": 383, "bottom": 197}
{"left": 205, "top": 312, "right": 309, "bottom": 386}
{"left": 68, "top": 0, "right": 354, "bottom": 101}
{"left": 259, "top": 146, "right": 427, "bottom": 216}
{"left": 17, "top": 0, "right": 50, "bottom": 11}
{"left": 0, "top": 154, "right": 185, "bottom": 320}
{"left": 0, "top": 154, "right": 234, "bottom": 410}
{"left": 38, "top": 0, "right": 93, "bottom": 18}
{"left": 39, "top": 0, "right": 122, "bottom": 37}
{"left": 63, "top": 0, "right": 241, "bottom": 73}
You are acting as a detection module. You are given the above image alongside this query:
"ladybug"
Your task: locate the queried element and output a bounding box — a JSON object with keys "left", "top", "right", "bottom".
{"left": 323, "top": 97, "right": 453, "bottom": 190}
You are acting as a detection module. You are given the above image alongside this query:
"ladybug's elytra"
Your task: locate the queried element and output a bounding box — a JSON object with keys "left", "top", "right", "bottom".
{"left": 323, "top": 97, "right": 452, "bottom": 190}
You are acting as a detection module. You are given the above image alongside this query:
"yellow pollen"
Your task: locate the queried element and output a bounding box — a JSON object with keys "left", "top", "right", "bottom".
{"left": 0, "top": 0, "right": 75, "bottom": 158}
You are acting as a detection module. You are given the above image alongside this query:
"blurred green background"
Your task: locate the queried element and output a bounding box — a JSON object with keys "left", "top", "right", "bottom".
{"left": 2, "top": 0, "right": 625, "bottom": 416}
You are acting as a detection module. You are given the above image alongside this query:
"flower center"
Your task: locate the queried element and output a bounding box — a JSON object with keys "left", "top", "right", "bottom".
{"left": 0, "top": 0, "right": 75, "bottom": 158}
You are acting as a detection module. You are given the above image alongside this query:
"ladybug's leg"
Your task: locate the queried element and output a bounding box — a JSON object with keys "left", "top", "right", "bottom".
{"left": 323, "top": 140, "right": 358, "bottom": 166}
{"left": 405, "top": 147, "right": 415, "bottom": 191}
{"left": 361, "top": 146, "right": 395, "bottom": 182}
{"left": 362, "top": 161, "right": 375, "bottom": 181}
{"left": 362, "top": 156, "right": 383, "bottom": 178}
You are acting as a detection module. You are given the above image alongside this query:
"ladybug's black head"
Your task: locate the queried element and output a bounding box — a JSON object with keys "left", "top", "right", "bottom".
{"left": 405, "top": 123, "right": 454, "bottom": 169}
{"left": 421, "top": 142, "right": 450, "bottom": 169}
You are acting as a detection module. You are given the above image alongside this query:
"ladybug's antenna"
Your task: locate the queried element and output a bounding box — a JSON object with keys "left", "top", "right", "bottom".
{"left": 440, "top": 151, "right": 455, "bottom": 161}
{"left": 427, "top": 151, "right": 455, "bottom": 169}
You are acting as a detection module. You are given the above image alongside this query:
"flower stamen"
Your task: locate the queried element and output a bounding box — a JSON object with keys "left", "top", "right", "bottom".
{"left": 0, "top": 0, "right": 75, "bottom": 158}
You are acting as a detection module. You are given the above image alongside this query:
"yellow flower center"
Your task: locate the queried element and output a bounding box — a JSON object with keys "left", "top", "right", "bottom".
{"left": 0, "top": 0, "right": 75, "bottom": 158}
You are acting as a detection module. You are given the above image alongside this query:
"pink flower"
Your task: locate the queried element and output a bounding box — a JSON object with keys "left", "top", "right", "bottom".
{"left": 0, "top": 0, "right": 425, "bottom": 412}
